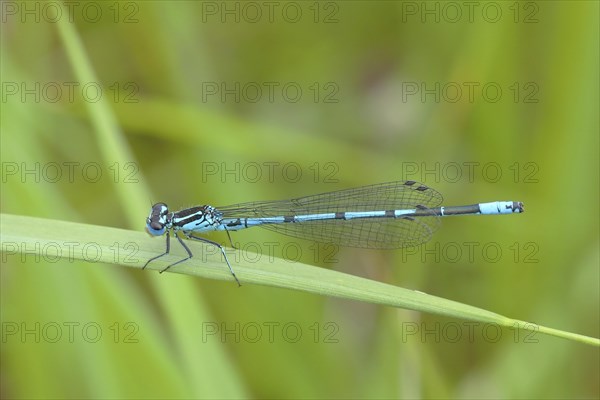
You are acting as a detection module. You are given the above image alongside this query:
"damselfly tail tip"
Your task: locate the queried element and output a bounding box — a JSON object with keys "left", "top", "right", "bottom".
{"left": 514, "top": 201, "right": 524, "bottom": 213}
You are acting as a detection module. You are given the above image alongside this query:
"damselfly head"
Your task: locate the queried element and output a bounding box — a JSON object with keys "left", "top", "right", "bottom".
{"left": 146, "top": 203, "right": 170, "bottom": 236}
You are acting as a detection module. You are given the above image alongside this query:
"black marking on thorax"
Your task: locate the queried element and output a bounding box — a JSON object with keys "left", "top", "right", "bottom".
{"left": 172, "top": 206, "right": 211, "bottom": 228}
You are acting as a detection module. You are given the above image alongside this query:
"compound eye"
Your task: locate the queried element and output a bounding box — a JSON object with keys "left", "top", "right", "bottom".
{"left": 146, "top": 203, "right": 169, "bottom": 236}
{"left": 150, "top": 221, "right": 163, "bottom": 230}
{"left": 146, "top": 222, "right": 166, "bottom": 236}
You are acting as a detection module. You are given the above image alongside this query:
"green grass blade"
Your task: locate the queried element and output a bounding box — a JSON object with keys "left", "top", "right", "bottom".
{"left": 54, "top": 1, "right": 149, "bottom": 225}
{"left": 3, "top": 213, "right": 598, "bottom": 347}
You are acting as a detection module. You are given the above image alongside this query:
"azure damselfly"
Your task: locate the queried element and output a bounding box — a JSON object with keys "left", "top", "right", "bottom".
{"left": 143, "top": 180, "right": 524, "bottom": 285}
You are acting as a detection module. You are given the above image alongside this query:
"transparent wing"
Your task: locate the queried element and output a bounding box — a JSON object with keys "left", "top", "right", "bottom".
{"left": 217, "top": 180, "right": 443, "bottom": 249}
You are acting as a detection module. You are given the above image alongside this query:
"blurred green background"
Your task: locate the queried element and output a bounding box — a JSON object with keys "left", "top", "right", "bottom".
{"left": 1, "top": 1, "right": 598, "bottom": 398}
